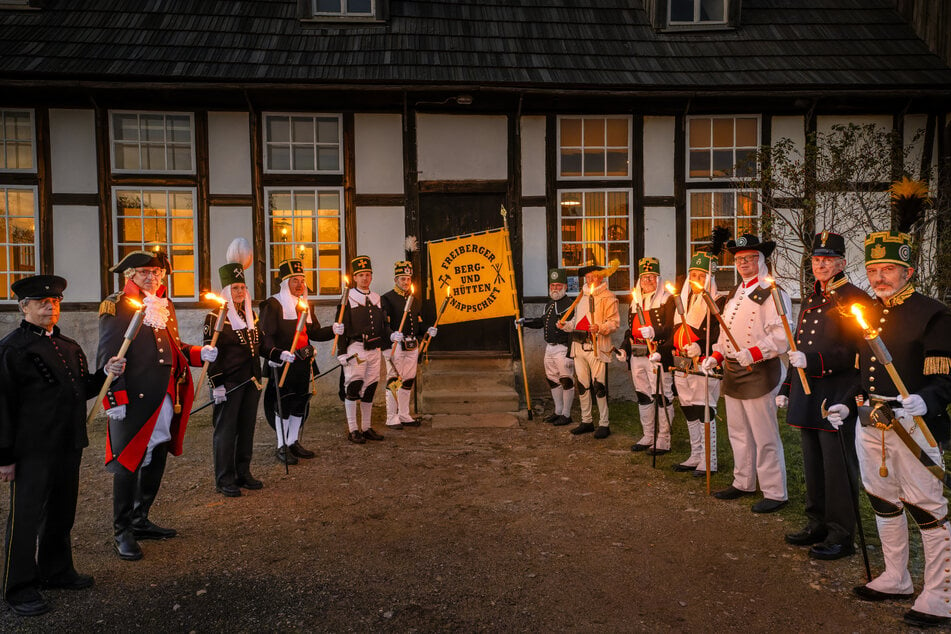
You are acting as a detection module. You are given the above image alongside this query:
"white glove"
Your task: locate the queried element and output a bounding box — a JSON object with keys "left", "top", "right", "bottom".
{"left": 106, "top": 404, "right": 126, "bottom": 420}
{"left": 200, "top": 345, "right": 218, "bottom": 362}
{"left": 279, "top": 350, "right": 295, "bottom": 364}
{"left": 267, "top": 360, "right": 282, "bottom": 368}
{"left": 648, "top": 352, "right": 662, "bottom": 365}
{"left": 427, "top": 326, "right": 438, "bottom": 338}
{"left": 730, "top": 348, "right": 755, "bottom": 367}
{"left": 684, "top": 342, "right": 702, "bottom": 358}
{"left": 212, "top": 386, "right": 227, "bottom": 404}
{"left": 825, "top": 403, "right": 849, "bottom": 430}
{"left": 514, "top": 318, "right": 524, "bottom": 326}
{"left": 700, "top": 356, "right": 719, "bottom": 375}
{"left": 638, "top": 326, "right": 655, "bottom": 340}
{"left": 775, "top": 395, "right": 789, "bottom": 409}
{"left": 897, "top": 394, "right": 927, "bottom": 417}
{"left": 104, "top": 356, "right": 126, "bottom": 376}
{"left": 615, "top": 349, "right": 628, "bottom": 363}
{"left": 390, "top": 331, "right": 404, "bottom": 343}
{"left": 332, "top": 322, "right": 345, "bottom": 336}
{"left": 337, "top": 354, "right": 351, "bottom": 367}
{"left": 788, "top": 350, "right": 807, "bottom": 369}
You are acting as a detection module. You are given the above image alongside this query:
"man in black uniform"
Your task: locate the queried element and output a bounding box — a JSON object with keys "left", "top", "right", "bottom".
{"left": 259, "top": 258, "right": 333, "bottom": 464}
{"left": 1, "top": 275, "right": 125, "bottom": 616}
{"left": 98, "top": 251, "right": 217, "bottom": 561}
{"left": 778, "top": 231, "right": 868, "bottom": 560}
{"left": 826, "top": 228, "right": 951, "bottom": 627}
{"left": 380, "top": 260, "right": 437, "bottom": 430}
{"left": 204, "top": 262, "right": 263, "bottom": 496}
{"left": 517, "top": 268, "right": 575, "bottom": 425}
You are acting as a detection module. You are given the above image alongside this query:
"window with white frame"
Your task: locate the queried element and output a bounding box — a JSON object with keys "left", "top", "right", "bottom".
{"left": 113, "top": 188, "right": 198, "bottom": 299}
{"left": 0, "top": 186, "right": 38, "bottom": 300}
{"left": 313, "top": 0, "right": 374, "bottom": 16}
{"left": 559, "top": 189, "right": 631, "bottom": 292}
{"left": 558, "top": 116, "right": 631, "bottom": 179}
{"left": 688, "top": 190, "right": 759, "bottom": 287}
{"left": 266, "top": 188, "right": 344, "bottom": 296}
{"left": 687, "top": 116, "right": 758, "bottom": 180}
{"left": 1, "top": 109, "right": 35, "bottom": 171}
{"left": 669, "top": 0, "right": 727, "bottom": 24}
{"left": 264, "top": 114, "right": 342, "bottom": 173}
{"left": 110, "top": 111, "right": 195, "bottom": 173}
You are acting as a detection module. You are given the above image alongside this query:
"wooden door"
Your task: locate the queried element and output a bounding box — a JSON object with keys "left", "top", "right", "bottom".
{"left": 419, "top": 192, "right": 512, "bottom": 351}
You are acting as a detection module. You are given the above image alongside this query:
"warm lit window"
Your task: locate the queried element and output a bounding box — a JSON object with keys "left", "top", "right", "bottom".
{"left": 688, "top": 116, "right": 758, "bottom": 180}
{"left": 313, "top": 0, "right": 374, "bottom": 15}
{"left": 558, "top": 116, "right": 631, "bottom": 179}
{"left": 559, "top": 189, "right": 631, "bottom": 292}
{"left": 110, "top": 111, "right": 195, "bottom": 173}
{"left": 0, "top": 186, "right": 37, "bottom": 300}
{"left": 670, "top": 0, "right": 727, "bottom": 24}
{"left": 113, "top": 188, "right": 197, "bottom": 299}
{"left": 688, "top": 190, "right": 759, "bottom": 286}
{"left": 0, "top": 109, "right": 35, "bottom": 171}
{"left": 264, "top": 114, "right": 342, "bottom": 173}
{"left": 266, "top": 187, "right": 344, "bottom": 296}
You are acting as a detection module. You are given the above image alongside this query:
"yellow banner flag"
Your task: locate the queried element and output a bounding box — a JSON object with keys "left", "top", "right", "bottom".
{"left": 428, "top": 229, "right": 517, "bottom": 324}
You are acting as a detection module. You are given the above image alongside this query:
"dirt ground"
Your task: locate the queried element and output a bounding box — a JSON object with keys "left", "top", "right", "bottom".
{"left": 0, "top": 397, "right": 927, "bottom": 633}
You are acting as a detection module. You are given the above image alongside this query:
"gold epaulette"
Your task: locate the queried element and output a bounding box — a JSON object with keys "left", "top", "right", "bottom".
{"left": 98, "top": 293, "right": 123, "bottom": 317}
{"left": 924, "top": 356, "right": 951, "bottom": 376}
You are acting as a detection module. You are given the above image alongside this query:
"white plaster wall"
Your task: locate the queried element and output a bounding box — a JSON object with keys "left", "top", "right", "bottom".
{"left": 643, "top": 116, "right": 675, "bottom": 197}
{"left": 209, "top": 206, "right": 254, "bottom": 290}
{"left": 902, "top": 114, "right": 930, "bottom": 177}
{"left": 520, "top": 116, "right": 546, "bottom": 197}
{"left": 644, "top": 206, "right": 677, "bottom": 278}
{"left": 49, "top": 109, "right": 97, "bottom": 194}
{"left": 355, "top": 113, "right": 404, "bottom": 194}
{"left": 521, "top": 206, "right": 547, "bottom": 296}
{"left": 417, "top": 115, "right": 507, "bottom": 180}
{"left": 770, "top": 116, "right": 806, "bottom": 197}
{"left": 52, "top": 205, "right": 101, "bottom": 301}
{"left": 208, "top": 112, "right": 252, "bottom": 195}
{"left": 355, "top": 206, "right": 406, "bottom": 294}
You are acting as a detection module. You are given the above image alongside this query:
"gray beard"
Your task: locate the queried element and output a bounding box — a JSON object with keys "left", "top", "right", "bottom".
{"left": 549, "top": 289, "right": 566, "bottom": 301}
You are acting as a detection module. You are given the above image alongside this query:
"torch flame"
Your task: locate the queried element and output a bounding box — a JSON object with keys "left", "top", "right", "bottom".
{"left": 126, "top": 298, "right": 144, "bottom": 309}
{"left": 689, "top": 280, "right": 704, "bottom": 292}
{"left": 765, "top": 276, "right": 775, "bottom": 286}
{"left": 850, "top": 303, "right": 870, "bottom": 331}
{"left": 204, "top": 292, "right": 226, "bottom": 305}
{"left": 664, "top": 282, "right": 677, "bottom": 294}
{"left": 297, "top": 297, "right": 307, "bottom": 310}
{"left": 446, "top": 286, "right": 452, "bottom": 297}
{"left": 343, "top": 275, "right": 349, "bottom": 286}
{"left": 589, "top": 283, "right": 595, "bottom": 295}
{"left": 411, "top": 283, "right": 415, "bottom": 294}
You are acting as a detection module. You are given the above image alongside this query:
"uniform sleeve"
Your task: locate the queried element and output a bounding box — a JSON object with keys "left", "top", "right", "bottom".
{"left": 97, "top": 308, "right": 130, "bottom": 410}
{"left": 522, "top": 316, "right": 544, "bottom": 329}
{"left": 654, "top": 297, "right": 676, "bottom": 342}
{"left": 748, "top": 289, "right": 790, "bottom": 362}
{"left": 306, "top": 307, "right": 334, "bottom": 342}
{"left": 918, "top": 309, "right": 951, "bottom": 417}
{"left": 598, "top": 296, "right": 620, "bottom": 336}
{"left": 258, "top": 300, "right": 285, "bottom": 364}
{"left": 0, "top": 345, "right": 21, "bottom": 465}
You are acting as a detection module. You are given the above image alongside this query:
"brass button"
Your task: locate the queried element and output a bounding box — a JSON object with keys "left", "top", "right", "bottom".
{"left": 870, "top": 386, "right": 876, "bottom": 392}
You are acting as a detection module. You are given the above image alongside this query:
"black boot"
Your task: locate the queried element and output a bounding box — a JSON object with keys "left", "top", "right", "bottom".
{"left": 131, "top": 445, "right": 176, "bottom": 540}
{"left": 113, "top": 470, "right": 142, "bottom": 560}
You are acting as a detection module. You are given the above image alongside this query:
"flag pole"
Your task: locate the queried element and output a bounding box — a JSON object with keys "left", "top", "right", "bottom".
{"left": 501, "top": 205, "right": 533, "bottom": 420}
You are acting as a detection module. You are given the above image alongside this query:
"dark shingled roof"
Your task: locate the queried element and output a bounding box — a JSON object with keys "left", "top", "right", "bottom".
{"left": 0, "top": 0, "right": 949, "bottom": 92}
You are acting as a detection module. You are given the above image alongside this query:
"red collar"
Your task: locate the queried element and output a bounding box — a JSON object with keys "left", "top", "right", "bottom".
{"left": 122, "top": 278, "right": 167, "bottom": 299}
{"left": 742, "top": 277, "right": 758, "bottom": 289}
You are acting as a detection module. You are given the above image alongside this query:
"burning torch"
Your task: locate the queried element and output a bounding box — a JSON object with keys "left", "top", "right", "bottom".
{"left": 194, "top": 292, "right": 228, "bottom": 394}
{"left": 279, "top": 295, "right": 309, "bottom": 388}
{"left": 87, "top": 297, "right": 145, "bottom": 424}
{"left": 330, "top": 274, "right": 349, "bottom": 356}
{"left": 850, "top": 303, "right": 936, "bottom": 447}
{"left": 690, "top": 280, "right": 750, "bottom": 371}
{"left": 765, "top": 277, "right": 810, "bottom": 395}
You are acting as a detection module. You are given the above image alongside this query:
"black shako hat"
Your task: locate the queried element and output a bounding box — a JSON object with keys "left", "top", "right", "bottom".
{"left": 811, "top": 231, "right": 846, "bottom": 257}
{"left": 726, "top": 234, "right": 776, "bottom": 258}
{"left": 110, "top": 250, "right": 171, "bottom": 274}
{"left": 12, "top": 274, "right": 67, "bottom": 301}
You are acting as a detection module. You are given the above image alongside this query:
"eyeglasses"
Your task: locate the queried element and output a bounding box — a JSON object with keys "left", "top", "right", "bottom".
{"left": 733, "top": 255, "right": 759, "bottom": 264}
{"left": 134, "top": 268, "right": 164, "bottom": 279}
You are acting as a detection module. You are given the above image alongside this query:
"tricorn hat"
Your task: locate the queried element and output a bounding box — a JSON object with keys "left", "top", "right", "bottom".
{"left": 812, "top": 231, "right": 846, "bottom": 257}
{"left": 278, "top": 259, "right": 305, "bottom": 280}
{"left": 726, "top": 234, "right": 776, "bottom": 258}
{"left": 110, "top": 249, "right": 170, "bottom": 274}
{"left": 578, "top": 259, "right": 620, "bottom": 279}
{"left": 11, "top": 274, "right": 66, "bottom": 301}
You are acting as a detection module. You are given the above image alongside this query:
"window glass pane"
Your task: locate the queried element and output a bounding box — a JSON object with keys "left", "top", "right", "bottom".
{"left": 318, "top": 217, "right": 340, "bottom": 242}
{"left": 115, "top": 143, "right": 138, "bottom": 171}
{"left": 689, "top": 151, "right": 710, "bottom": 178}
{"left": 347, "top": 0, "right": 372, "bottom": 13}
{"left": 561, "top": 217, "right": 581, "bottom": 241}
{"left": 605, "top": 119, "right": 628, "bottom": 146}
{"left": 112, "top": 114, "right": 138, "bottom": 142}
{"left": 267, "top": 117, "right": 290, "bottom": 143}
{"left": 582, "top": 150, "right": 605, "bottom": 176}
{"left": 316, "top": 0, "right": 341, "bottom": 11}
{"left": 317, "top": 147, "right": 339, "bottom": 171}
{"left": 144, "top": 145, "right": 165, "bottom": 171}
{"left": 11, "top": 142, "right": 32, "bottom": 170}
{"left": 560, "top": 149, "right": 581, "bottom": 177}
{"left": 690, "top": 192, "right": 712, "bottom": 216}
{"left": 735, "top": 149, "right": 756, "bottom": 178}
{"left": 712, "top": 119, "right": 733, "bottom": 148}
{"left": 119, "top": 217, "right": 142, "bottom": 242}
{"left": 689, "top": 118, "right": 710, "bottom": 149}
{"left": 293, "top": 145, "right": 315, "bottom": 171}
{"left": 141, "top": 115, "right": 165, "bottom": 143}
{"left": 292, "top": 117, "right": 314, "bottom": 143}
{"left": 607, "top": 191, "right": 628, "bottom": 216}
{"left": 713, "top": 192, "right": 733, "bottom": 217}
{"left": 167, "top": 116, "right": 192, "bottom": 143}
{"left": 700, "top": 0, "right": 724, "bottom": 21}
{"left": 316, "top": 118, "right": 339, "bottom": 143}
{"left": 582, "top": 118, "right": 604, "bottom": 147}
{"left": 268, "top": 146, "right": 290, "bottom": 171}
{"left": 712, "top": 150, "right": 733, "bottom": 177}
{"left": 606, "top": 150, "right": 628, "bottom": 177}
{"left": 560, "top": 118, "right": 581, "bottom": 147}
{"left": 169, "top": 145, "right": 192, "bottom": 171}
{"left": 735, "top": 118, "right": 757, "bottom": 146}
{"left": 670, "top": 0, "right": 694, "bottom": 22}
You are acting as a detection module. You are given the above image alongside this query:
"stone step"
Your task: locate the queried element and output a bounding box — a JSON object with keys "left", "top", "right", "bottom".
{"left": 430, "top": 412, "right": 521, "bottom": 429}
{"left": 417, "top": 353, "right": 521, "bottom": 415}
{"left": 419, "top": 389, "right": 520, "bottom": 413}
